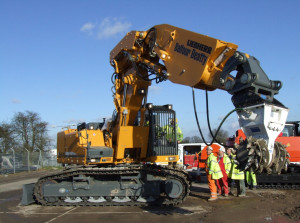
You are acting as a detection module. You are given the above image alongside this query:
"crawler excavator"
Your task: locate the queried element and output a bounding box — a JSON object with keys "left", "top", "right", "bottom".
{"left": 22, "top": 24, "right": 289, "bottom": 206}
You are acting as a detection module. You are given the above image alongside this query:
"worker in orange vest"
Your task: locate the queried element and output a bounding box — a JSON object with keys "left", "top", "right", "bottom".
{"left": 205, "top": 146, "right": 223, "bottom": 201}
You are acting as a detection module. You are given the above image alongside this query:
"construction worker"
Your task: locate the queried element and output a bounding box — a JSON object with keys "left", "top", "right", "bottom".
{"left": 205, "top": 146, "right": 223, "bottom": 201}
{"left": 226, "top": 147, "right": 235, "bottom": 195}
{"left": 245, "top": 170, "right": 257, "bottom": 190}
{"left": 216, "top": 147, "right": 231, "bottom": 196}
{"left": 163, "top": 118, "right": 183, "bottom": 143}
{"left": 230, "top": 150, "right": 246, "bottom": 197}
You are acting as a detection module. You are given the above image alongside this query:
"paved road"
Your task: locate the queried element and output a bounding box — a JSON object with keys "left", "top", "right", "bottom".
{"left": 0, "top": 171, "right": 212, "bottom": 223}
{"left": 0, "top": 178, "right": 38, "bottom": 193}
{"left": 0, "top": 186, "right": 210, "bottom": 223}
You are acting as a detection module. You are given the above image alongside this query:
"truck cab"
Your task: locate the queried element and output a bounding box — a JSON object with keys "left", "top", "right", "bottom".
{"left": 277, "top": 121, "right": 300, "bottom": 164}
{"left": 280, "top": 121, "right": 299, "bottom": 137}
{"left": 178, "top": 143, "right": 221, "bottom": 169}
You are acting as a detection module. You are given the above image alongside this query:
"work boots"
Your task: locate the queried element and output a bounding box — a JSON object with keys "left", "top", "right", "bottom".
{"left": 208, "top": 197, "right": 218, "bottom": 201}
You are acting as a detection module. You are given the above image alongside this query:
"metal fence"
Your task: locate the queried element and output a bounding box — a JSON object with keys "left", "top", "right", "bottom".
{"left": 0, "top": 149, "right": 60, "bottom": 174}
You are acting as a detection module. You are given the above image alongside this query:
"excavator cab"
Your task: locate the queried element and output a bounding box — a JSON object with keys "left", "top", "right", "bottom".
{"left": 147, "top": 104, "right": 178, "bottom": 163}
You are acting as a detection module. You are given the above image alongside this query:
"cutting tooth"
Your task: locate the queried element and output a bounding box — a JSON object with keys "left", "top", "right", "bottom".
{"left": 259, "top": 165, "right": 264, "bottom": 173}
{"left": 248, "top": 157, "right": 254, "bottom": 163}
{"left": 275, "top": 163, "right": 279, "bottom": 172}
{"left": 245, "top": 164, "right": 251, "bottom": 170}
{"left": 248, "top": 148, "right": 255, "bottom": 155}
{"left": 284, "top": 164, "right": 288, "bottom": 172}
{"left": 255, "top": 160, "right": 259, "bottom": 169}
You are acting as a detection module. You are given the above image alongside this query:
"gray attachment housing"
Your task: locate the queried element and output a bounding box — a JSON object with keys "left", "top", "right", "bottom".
{"left": 220, "top": 51, "right": 283, "bottom": 107}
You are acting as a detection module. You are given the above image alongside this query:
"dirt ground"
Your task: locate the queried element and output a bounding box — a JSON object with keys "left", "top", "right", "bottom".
{"left": 189, "top": 184, "right": 300, "bottom": 222}
{"left": 0, "top": 170, "right": 299, "bottom": 223}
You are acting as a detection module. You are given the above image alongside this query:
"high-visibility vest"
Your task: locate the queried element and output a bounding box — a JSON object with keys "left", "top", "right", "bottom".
{"left": 223, "top": 154, "right": 232, "bottom": 175}
{"left": 206, "top": 153, "right": 223, "bottom": 180}
{"left": 230, "top": 155, "right": 245, "bottom": 180}
{"left": 176, "top": 125, "right": 183, "bottom": 142}
{"left": 163, "top": 124, "right": 183, "bottom": 142}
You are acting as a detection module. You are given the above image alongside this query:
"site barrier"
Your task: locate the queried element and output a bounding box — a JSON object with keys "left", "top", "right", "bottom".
{"left": 0, "top": 149, "right": 60, "bottom": 174}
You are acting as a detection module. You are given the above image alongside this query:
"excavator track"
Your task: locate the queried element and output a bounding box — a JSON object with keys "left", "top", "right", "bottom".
{"left": 256, "top": 164, "right": 300, "bottom": 190}
{"left": 34, "top": 164, "right": 191, "bottom": 206}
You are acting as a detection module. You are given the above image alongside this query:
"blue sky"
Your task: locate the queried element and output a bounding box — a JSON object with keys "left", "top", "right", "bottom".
{"left": 1, "top": 0, "right": 300, "bottom": 142}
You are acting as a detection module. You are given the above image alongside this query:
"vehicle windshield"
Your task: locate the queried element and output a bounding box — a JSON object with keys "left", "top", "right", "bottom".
{"left": 281, "top": 125, "right": 295, "bottom": 137}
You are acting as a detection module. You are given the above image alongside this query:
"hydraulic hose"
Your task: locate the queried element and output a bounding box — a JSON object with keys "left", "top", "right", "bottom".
{"left": 205, "top": 90, "right": 230, "bottom": 147}
{"left": 192, "top": 87, "right": 244, "bottom": 147}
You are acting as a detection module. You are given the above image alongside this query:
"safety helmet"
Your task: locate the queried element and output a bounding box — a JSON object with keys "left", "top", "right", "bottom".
{"left": 207, "top": 146, "right": 213, "bottom": 151}
{"left": 219, "top": 147, "right": 225, "bottom": 152}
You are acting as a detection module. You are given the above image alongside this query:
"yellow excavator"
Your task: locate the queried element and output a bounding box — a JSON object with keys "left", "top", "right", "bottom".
{"left": 22, "top": 24, "right": 289, "bottom": 206}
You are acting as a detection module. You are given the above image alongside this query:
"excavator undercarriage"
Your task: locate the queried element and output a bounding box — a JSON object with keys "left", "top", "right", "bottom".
{"left": 26, "top": 164, "right": 191, "bottom": 206}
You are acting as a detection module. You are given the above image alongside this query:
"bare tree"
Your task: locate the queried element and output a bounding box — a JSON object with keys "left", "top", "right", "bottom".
{"left": 181, "top": 137, "right": 191, "bottom": 143}
{"left": 181, "top": 136, "right": 203, "bottom": 143}
{"left": 11, "top": 111, "right": 50, "bottom": 152}
{"left": 190, "top": 136, "right": 203, "bottom": 143}
{"left": 0, "top": 122, "right": 18, "bottom": 153}
{"left": 207, "top": 128, "right": 229, "bottom": 145}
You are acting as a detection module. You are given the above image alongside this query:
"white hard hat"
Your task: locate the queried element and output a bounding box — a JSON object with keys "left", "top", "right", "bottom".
{"left": 207, "top": 146, "right": 213, "bottom": 151}
{"left": 219, "top": 147, "right": 225, "bottom": 152}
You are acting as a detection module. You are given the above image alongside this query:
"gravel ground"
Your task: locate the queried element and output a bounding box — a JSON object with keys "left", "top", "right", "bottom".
{"left": 0, "top": 170, "right": 299, "bottom": 223}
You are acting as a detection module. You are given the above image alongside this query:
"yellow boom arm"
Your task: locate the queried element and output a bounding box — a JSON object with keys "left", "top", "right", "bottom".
{"left": 110, "top": 24, "right": 238, "bottom": 91}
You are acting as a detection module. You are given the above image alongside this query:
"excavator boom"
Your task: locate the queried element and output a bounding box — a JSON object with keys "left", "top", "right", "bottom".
{"left": 111, "top": 24, "right": 238, "bottom": 90}
{"left": 111, "top": 24, "right": 289, "bottom": 172}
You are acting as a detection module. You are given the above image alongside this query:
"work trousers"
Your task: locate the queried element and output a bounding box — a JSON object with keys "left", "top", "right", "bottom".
{"left": 245, "top": 171, "right": 257, "bottom": 187}
{"left": 207, "top": 173, "right": 217, "bottom": 199}
{"left": 228, "top": 177, "right": 234, "bottom": 192}
{"left": 216, "top": 175, "right": 229, "bottom": 195}
{"left": 234, "top": 179, "right": 246, "bottom": 195}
